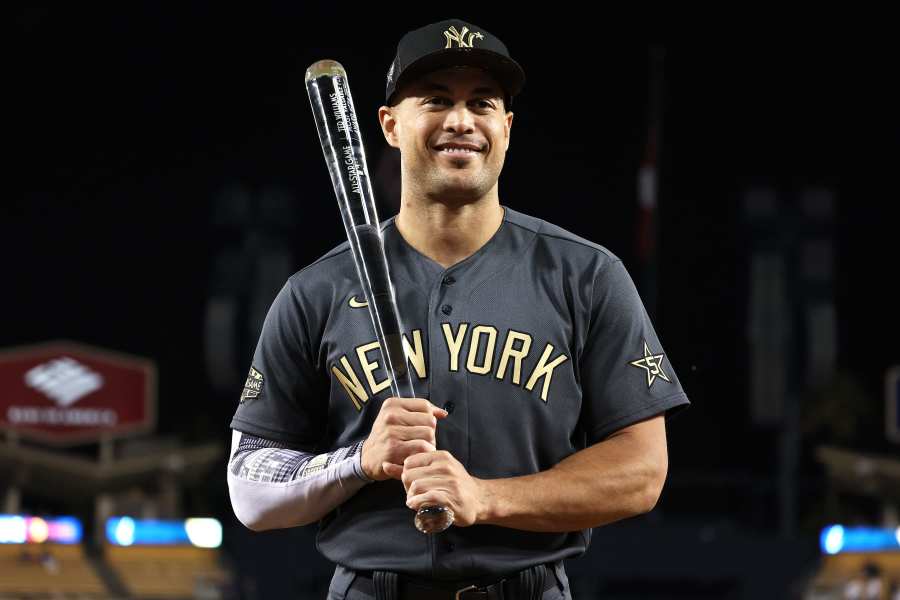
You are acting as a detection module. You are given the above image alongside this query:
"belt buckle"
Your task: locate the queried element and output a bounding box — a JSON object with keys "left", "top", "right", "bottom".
{"left": 454, "top": 584, "right": 479, "bottom": 599}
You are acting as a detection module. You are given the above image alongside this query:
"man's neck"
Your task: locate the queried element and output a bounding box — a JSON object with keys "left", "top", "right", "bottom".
{"left": 395, "top": 198, "right": 504, "bottom": 270}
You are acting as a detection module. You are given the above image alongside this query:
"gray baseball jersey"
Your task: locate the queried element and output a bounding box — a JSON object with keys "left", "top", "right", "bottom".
{"left": 230, "top": 205, "right": 690, "bottom": 579}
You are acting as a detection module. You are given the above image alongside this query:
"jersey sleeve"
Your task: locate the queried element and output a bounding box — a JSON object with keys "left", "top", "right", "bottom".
{"left": 230, "top": 278, "right": 328, "bottom": 451}
{"left": 578, "top": 259, "right": 690, "bottom": 444}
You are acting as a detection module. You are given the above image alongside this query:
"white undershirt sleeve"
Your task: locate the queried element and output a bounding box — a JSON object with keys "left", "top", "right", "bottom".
{"left": 227, "top": 429, "right": 374, "bottom": 531}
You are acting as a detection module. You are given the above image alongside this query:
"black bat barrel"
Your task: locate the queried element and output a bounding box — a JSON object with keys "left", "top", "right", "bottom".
{"left": 306, "top": 60, "right": 414, "bottom": 399}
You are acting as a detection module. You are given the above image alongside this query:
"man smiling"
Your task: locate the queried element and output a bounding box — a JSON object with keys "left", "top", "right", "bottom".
{"left": 380, "top": 67, "right": 513, "bottom": 210}
{"left": 228, "top": 19, "right": 690, "bottom": 600}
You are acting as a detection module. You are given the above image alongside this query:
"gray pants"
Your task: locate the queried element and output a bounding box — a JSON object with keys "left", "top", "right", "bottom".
{"left": 326, "top": 562, "right": 573, "bottom": 600}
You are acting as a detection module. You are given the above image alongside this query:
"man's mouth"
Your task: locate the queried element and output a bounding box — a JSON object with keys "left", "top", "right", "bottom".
{"left": 433, "top": 142, "right": 484, "bottom": 156}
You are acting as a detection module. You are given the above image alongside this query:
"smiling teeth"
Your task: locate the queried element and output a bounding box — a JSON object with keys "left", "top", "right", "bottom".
{"left": 442, "top": 148, "right": 475, "bottom": 153}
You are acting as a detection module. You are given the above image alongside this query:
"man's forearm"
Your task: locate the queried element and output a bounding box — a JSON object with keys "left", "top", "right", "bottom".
{"left": 227, "top": 430, "right": 372, "bottom": 531}
{"left": 475, "top": 420, "right": 668, "bottom": 532}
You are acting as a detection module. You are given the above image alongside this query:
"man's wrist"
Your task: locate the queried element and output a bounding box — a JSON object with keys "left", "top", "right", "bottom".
{"left": 354, "top": 450, "right": 375, "bottom": 483}
{"left": 355, "top": 437, "right": 376, "bottom": 482}
{"left": 475, "top": 477, "right": 501, "bottom": 525}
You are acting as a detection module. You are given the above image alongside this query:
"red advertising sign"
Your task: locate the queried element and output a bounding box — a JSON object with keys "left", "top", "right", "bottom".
{"left": 0, "top": 341, "right": 156, "bottom": 445}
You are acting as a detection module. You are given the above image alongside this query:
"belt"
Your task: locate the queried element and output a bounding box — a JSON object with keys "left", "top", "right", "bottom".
{"left": 348, "top": 563, "right": 559, "bottom": 600}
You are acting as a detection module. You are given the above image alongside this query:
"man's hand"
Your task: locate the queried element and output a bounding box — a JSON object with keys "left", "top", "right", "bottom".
{"left": 387, "top": 450, "right": 487, "bottom": 527}
{"left": 360, "top": 397, "right": 448, "bottom": 481}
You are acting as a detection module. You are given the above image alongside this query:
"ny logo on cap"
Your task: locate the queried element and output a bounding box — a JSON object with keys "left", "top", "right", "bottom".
{"left": 443, "top": 25, "right": 484, "bottom": 49}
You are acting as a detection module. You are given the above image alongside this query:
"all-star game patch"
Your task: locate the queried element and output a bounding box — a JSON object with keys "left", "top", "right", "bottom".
{"left": 240, "top": 366, "right": 264, "bottom": 403}
{"left": 628, "top": 340, "right": 672, "bottom": 389}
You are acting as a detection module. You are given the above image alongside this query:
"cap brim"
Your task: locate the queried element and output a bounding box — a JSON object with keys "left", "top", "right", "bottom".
{"left": 389, "top": 48, "right": 525, "bottom": 105}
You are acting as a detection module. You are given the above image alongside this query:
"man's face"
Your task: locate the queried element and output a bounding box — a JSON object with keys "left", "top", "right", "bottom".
{"left": 379, "top": 66, "right": 514, "bottom": 204}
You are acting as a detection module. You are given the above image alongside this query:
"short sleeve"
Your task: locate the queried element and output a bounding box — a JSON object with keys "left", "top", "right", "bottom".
{"left": 230, "top": 279, "right": 328, "bottom": 450}
{"left": 579, "top": 259, "right": 690, "bottom": 444}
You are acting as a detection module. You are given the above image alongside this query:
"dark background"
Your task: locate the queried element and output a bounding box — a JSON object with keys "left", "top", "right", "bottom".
{"left": 8, "top": 5, "right": 899, "bottom": 598}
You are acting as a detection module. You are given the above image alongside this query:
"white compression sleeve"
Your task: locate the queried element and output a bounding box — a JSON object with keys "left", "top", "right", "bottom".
{"left": 227, "top": 430, "right": 374, "bottom": 531}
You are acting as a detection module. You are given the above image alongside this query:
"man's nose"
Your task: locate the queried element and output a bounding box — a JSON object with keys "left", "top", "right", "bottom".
{"left": 443, "top": 103, "right": 475, "bottom": 134}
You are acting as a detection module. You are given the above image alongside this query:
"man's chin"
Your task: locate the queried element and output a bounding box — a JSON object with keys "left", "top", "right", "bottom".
{"left": 425, "top": 183, "right": 485, "bottom": 205}
{"left": 417, "top": 168, "right": 497, "bottom": 203}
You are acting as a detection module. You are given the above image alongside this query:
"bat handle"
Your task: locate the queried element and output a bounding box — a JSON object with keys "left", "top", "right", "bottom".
{"left": 414, "top": 505, "right": 454, "bottom": 534}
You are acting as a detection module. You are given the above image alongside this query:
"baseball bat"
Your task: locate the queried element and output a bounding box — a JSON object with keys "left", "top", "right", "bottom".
{"left": 304, "top": 60, "right": 453, "bottom": 534}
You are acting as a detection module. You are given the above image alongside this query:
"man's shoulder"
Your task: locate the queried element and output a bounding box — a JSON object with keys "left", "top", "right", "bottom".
{"left": 283, "top": 216, "right": 396, "bottom": 295}
{"left": 296, "top": 240, "right": 354, "bottom": 279}
{"left": 504, "top": 206, "right": 621, "bottom": 265}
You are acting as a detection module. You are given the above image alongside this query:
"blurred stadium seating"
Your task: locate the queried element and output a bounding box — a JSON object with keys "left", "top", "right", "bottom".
{"left": 0, "top": 543, "right": 109, "bottom": 598}
{"left": 0, "top": 515, "right": 231, "bottom": 600}
{"left": 105, "top": 545, "right": 227, "bottom": 599}
{"left": 803, "top": 527, "right": 900, "bottom": 599}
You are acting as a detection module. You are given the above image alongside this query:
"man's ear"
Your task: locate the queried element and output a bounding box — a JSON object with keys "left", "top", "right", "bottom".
{"left": 504, "top": 111, "right": 514, "bottom": 151}
{"left": 379, "top": 105, "right": 400, "bottom": 149}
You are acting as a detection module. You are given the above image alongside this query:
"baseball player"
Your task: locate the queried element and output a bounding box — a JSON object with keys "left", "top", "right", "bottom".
{"left": 227, "top": 19, "right": 690, "bottom": 600}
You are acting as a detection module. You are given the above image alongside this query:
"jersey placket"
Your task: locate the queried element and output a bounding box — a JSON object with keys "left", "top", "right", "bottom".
{"left": 385, "top": 213, "right": 515, "bottom": 576}
{"left": 428, "top": 267, "right": 469, "bottom": 467}
{"left": 426, "top": 265, "right": 470, "bottom": 574}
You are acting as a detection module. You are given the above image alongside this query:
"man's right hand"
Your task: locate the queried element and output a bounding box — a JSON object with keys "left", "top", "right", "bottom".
{"left": 361, "top": 397, "right": 448, "bottom": 481}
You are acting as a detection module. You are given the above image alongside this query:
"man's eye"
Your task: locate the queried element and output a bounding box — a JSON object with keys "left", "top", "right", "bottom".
{"left": 472, "top": 100, "right": 494, "bottom": 110}
{"left": 427, "top": 97, "right": 449, "bottom": 106}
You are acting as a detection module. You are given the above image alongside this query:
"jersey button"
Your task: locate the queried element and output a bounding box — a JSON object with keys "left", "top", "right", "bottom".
{"left": 442, "top": 275, "right": 456, "bottom": 286}
{"left": 443, "top": 401, "right": 455, "bottom": 414}
{"left": 447, "top": 543, "right": 456, "bottom": 552}
{"left": 441, "top": 304, "right": 453, "bottom": 315}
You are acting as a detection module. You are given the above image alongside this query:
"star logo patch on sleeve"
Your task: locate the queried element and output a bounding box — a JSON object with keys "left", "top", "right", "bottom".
{"left": 240, "top": 366, "right": 264, "bottom": 403}
{"left": 629, "top": 340, "right": 671, "bottom": 388}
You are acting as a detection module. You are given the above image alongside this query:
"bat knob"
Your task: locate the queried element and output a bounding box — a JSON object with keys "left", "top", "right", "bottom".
{"left": 305, "top": 59, "right": 347, "bottom": 82}
{"left": 414, "top": 505, "right": 454, "bottom": 534}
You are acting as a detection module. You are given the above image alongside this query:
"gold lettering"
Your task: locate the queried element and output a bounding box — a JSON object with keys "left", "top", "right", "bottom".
{"left": 442, "top": 323, "right": 469, "bottom": 372}
{"left": 356, "top": 341, "right": 391, "bottom": 397}
{"left": 402, "top": 329, "right": 427, "bottom": 379}
{"left": 495, "top": 330, "right": 532, "bottom": 384}
{"left": 444, "top": 26, "right": 468, "bottom": 48}
{"left": 444, "top": 26, "right": 483, "bottom": 48}
{"left": 331, "top": 356, "right": 369, "bottom": 411}
{"left": 466, "top": 325, "right": 497, "bottom": 375}
{"left": 524, "top": 343, "right": 569, "bottom": 402}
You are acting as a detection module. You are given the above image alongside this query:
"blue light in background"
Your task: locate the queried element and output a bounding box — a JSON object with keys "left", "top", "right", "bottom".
{"left": 820, "top": 525, "right": 900, "bottom": 554}
{"left": 106, "top": 517, "right": 221, "bottom": 548}
{"left": 821, "top": 525, "right": 844, "bottom": 554}
{"left": 109, "top": 517, "right": 135, "bottom": 546}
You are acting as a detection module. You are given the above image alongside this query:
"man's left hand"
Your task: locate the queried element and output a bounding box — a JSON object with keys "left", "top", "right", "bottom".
{"left": 383, "top": 450, "right": 486, "bottom": 527}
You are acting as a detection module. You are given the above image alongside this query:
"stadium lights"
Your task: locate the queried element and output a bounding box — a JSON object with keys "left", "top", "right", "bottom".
{"left": 820, "top": 525, "right": 900, "bottom": 554}
{"left": 106, "top": 517, "right": 222, "bottom": 548}
{"left": 0, "top": 515, "right": 82, "bottom": 544}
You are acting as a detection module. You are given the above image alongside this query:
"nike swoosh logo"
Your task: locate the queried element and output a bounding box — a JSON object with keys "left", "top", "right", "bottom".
{"left": 348, "top": 296, "right": 369, "bottom": 308}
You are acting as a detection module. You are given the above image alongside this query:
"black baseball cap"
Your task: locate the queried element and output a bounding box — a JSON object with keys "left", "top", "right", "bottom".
{"left": 385, "top": 19, "right": 525, "bottom": 107}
